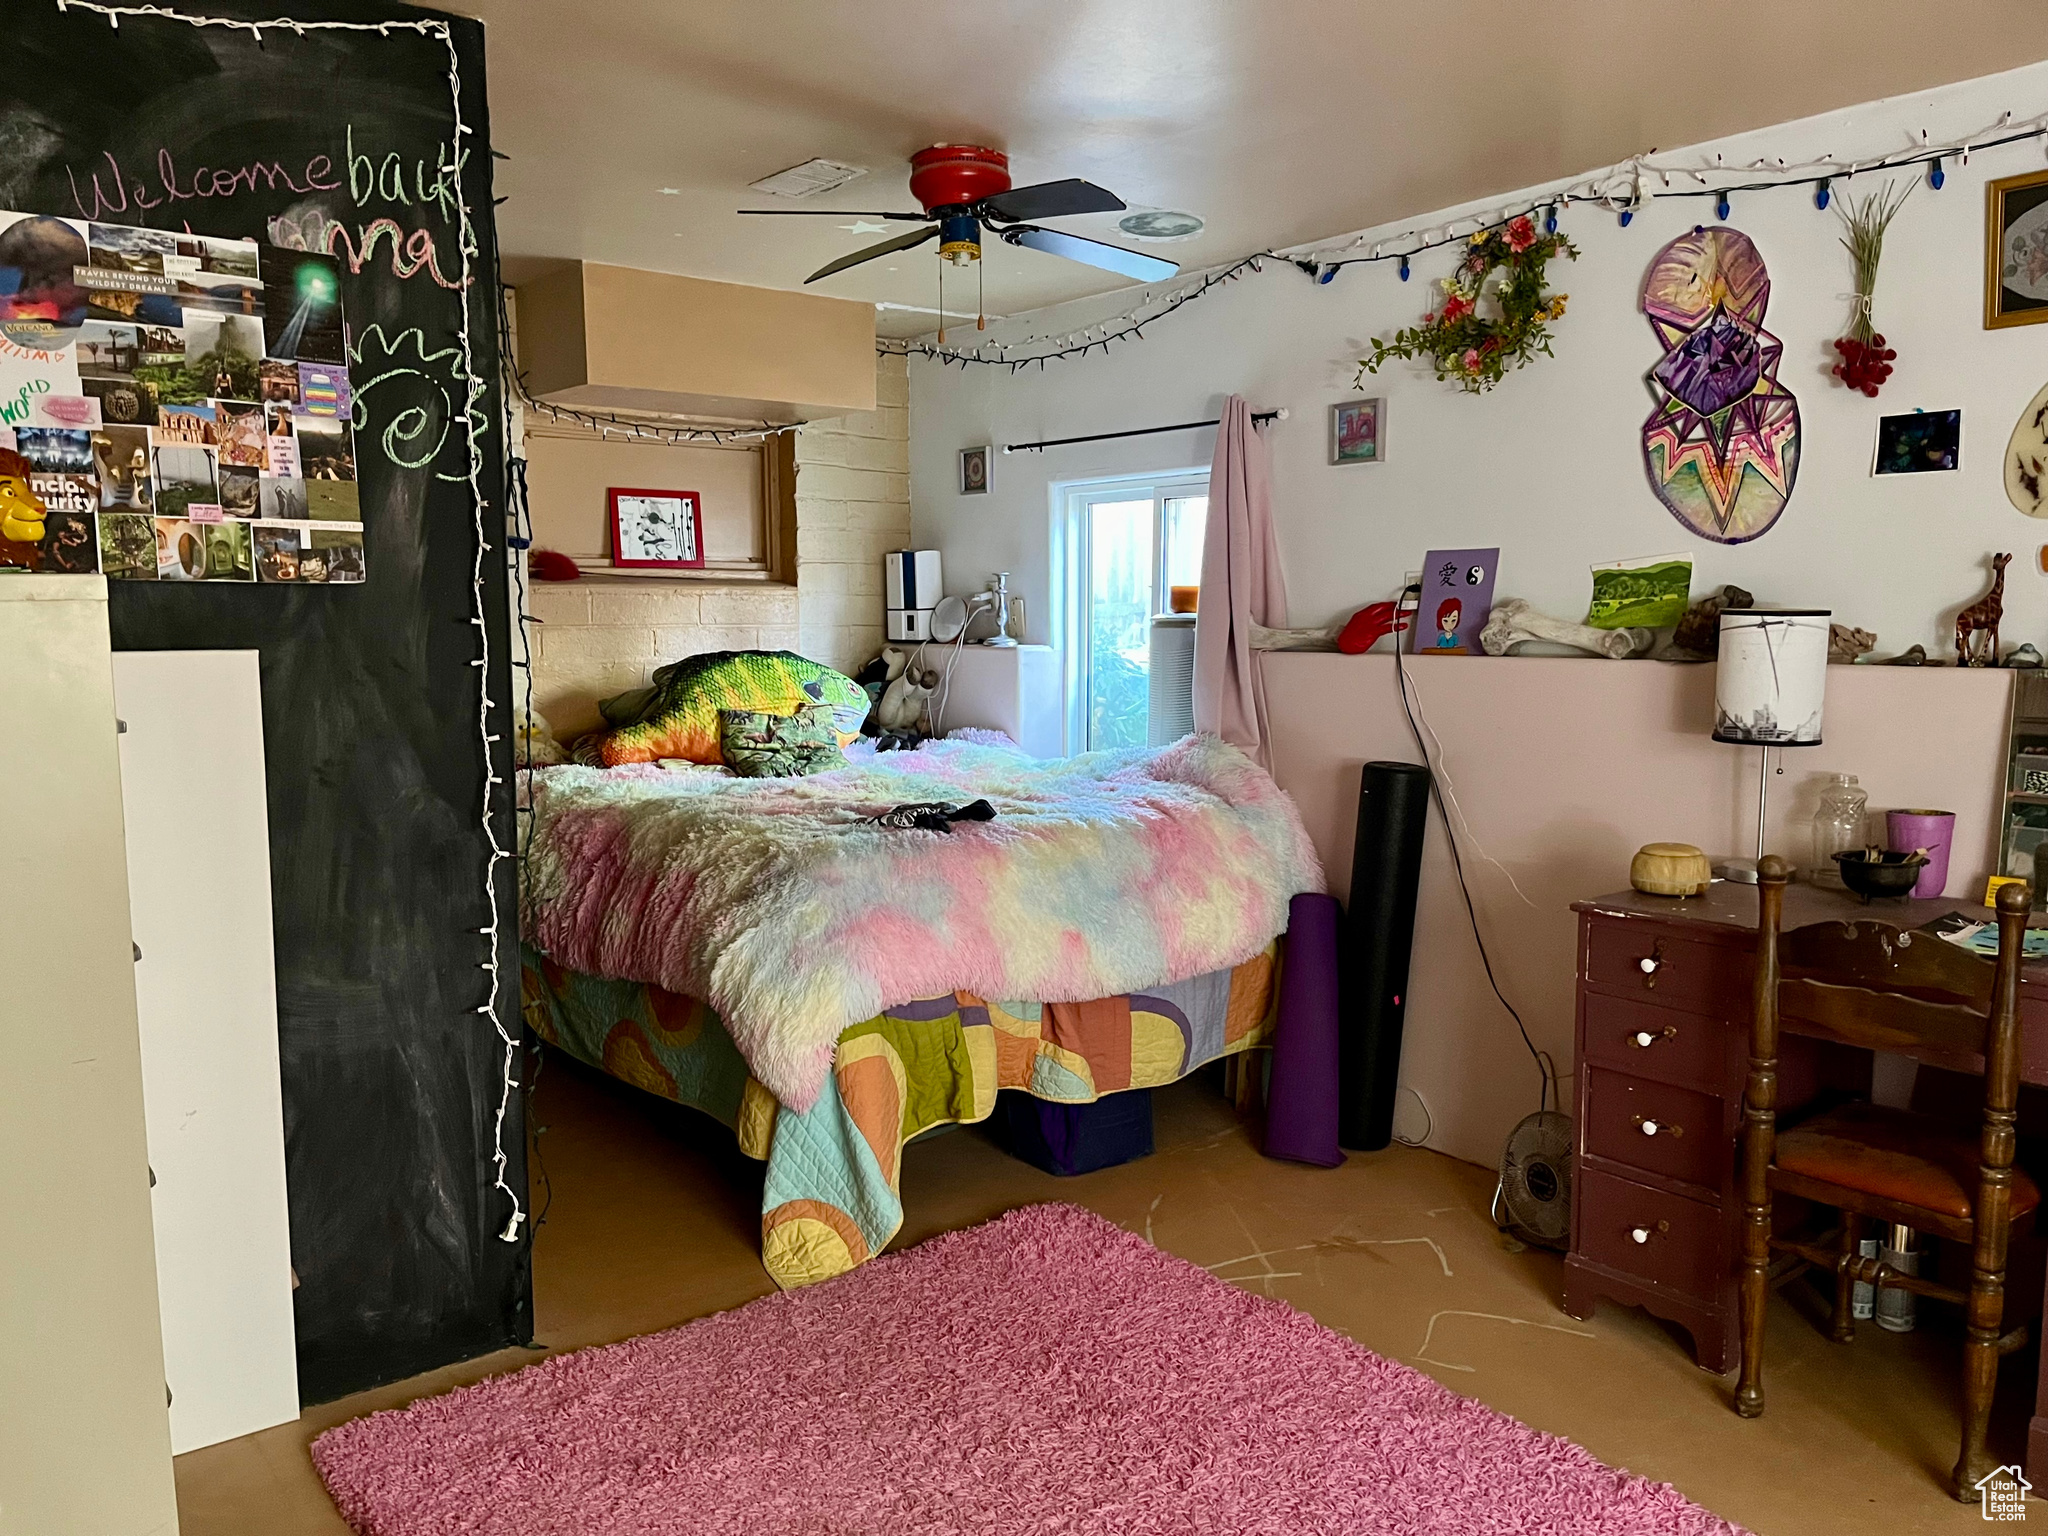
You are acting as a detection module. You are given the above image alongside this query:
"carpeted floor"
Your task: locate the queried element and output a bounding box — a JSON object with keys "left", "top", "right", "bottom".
{"left": 172, "top": 1061, "right": 2042, "bottom": 1535}
{"left": 313, "top": 1202, "right": 1744, "bottom": 1535}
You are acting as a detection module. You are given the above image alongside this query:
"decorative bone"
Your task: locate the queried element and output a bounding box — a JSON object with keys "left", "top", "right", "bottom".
{"left": 1479, "top": 598, "right": 1650, "bottom": 659}
{"left": 1249, "top": 619, "right": 1344, "bottom": 651}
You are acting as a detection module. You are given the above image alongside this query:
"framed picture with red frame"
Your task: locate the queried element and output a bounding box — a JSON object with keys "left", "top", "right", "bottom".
{"left": 608, "top": 487, "right": 704, "bottom": 569}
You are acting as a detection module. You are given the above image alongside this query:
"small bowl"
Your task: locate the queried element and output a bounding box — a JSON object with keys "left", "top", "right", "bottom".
{"left": 1832, "top": 848, "right": 1928, "bottom": 901}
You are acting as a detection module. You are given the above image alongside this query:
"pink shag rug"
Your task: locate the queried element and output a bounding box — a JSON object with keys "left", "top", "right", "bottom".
{"left": 313, "top": 1204, "right": 1748, "bottom": 1536}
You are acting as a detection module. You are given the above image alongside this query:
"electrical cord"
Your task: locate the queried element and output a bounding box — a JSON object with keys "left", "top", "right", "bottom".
{"left": 1390, "top": 585, "right": 1553, "bottom": 1117}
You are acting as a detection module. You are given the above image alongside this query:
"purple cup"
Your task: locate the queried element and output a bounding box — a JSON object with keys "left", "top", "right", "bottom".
{"left": 1887, "top": 809, "right": 1956, "bottom": 899}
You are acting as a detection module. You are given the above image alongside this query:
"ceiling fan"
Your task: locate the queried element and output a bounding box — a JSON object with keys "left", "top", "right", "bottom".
{"left": 739, "top": 145, "right": 1180, "bottom": 297}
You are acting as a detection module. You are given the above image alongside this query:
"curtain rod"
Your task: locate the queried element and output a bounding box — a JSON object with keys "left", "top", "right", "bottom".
{"left": 1002, "top": 408, "right": 1287, "bottom": 454}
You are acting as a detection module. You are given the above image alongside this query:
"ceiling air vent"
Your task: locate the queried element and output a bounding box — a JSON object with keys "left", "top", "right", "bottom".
{"left": 747, "top": 159, "right": 867, "bottom": 199}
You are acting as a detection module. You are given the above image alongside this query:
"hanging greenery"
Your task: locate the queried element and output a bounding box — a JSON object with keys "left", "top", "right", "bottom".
{"left": 1831, "top": 181, "right": 1910, "bottom": 397}
{"left": 1358, "top": 217, "right": 1578, "bottom": 395}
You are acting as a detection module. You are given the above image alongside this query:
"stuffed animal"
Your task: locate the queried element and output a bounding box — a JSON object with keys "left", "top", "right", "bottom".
{"left": 855, "top": 647, "right": 911, "bottom": 737}
{"left": 874, "top": 664, "right": 939, "bottom": 751}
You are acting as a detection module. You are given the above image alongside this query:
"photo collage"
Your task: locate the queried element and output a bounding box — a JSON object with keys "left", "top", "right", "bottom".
{"left": 0, "top": 210, "right": 365, "bottom": 584}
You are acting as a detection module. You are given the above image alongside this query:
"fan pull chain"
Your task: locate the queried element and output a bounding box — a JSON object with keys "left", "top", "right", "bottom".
{"left": 978, "top": 253, "right": 986, "bottom": 331}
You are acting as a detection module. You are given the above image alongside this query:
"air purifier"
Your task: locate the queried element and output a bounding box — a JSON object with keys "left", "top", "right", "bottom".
{"left": 885, "top": 549, "right": 942, "bottom": 643}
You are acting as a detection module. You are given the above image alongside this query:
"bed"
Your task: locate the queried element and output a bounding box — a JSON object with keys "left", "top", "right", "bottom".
{"left": 519, "top": 730, "right": 1322, "bottom": 1287}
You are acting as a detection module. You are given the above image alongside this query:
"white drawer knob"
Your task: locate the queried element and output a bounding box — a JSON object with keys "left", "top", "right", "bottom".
{"left": 1631, "top": 1226, "right": 1652, "bottom": 1244}
{"left": 1638, "top": 956, "right": 1659, "bottom": 974}
{"left": 1634, "top": 1031, "right": 1656, "bottom": 1047}
{"left": 1640, "top": 1119, "right": 1658, "bottom": 1136}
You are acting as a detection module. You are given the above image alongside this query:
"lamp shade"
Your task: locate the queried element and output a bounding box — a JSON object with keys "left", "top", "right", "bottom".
{"left": 1713, "top": 609, "right": 1830, "bottom": 747}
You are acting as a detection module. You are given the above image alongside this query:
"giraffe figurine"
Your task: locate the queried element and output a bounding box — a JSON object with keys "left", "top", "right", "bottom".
{"left": 1956, "top": 552, "right": 2013, "bottom": 667}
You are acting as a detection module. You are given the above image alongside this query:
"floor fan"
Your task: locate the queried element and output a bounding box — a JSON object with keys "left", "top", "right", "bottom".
{"left": 1494, "top": 1110, "right": 1573, "bottom": 1250}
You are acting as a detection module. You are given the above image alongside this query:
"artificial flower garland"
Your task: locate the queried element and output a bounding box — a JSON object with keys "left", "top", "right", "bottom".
{"left": 1359, "top": 216, "right": 1579, "bottom": 394}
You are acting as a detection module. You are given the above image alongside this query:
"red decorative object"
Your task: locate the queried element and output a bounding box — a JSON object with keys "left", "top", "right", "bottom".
{"left": 1336, "top": 600, "right": 1410, "bottom": 654}
{"left": 1831, "top": 334, "right": 1897, "bottom": 398}
{"left": 529, "top": 548, "right": 582, "bottom": 581}
{"left": 907, "top": 146, "right": 1012, "bottom": 211}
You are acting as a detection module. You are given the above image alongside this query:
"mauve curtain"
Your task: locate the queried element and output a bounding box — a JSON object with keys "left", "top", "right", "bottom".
{"left": 1193, "top": 395, "right": 1287, "bottom": 763}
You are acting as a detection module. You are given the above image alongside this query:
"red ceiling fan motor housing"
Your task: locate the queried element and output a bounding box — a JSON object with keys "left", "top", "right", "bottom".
{"left": 908, "top": 145, "right": 1011, "bottom": 212}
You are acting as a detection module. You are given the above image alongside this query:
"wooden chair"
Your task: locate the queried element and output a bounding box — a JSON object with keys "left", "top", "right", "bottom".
{"left": 1737, "top": 856, "right": 2037, "bottom": 1500}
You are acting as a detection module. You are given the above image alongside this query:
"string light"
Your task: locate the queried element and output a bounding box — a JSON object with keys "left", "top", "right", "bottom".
{"left": 56, "top": 0, "right": 527, "bottom": 1244}
{"left": 905, "top": 102, "right": 2048, "bottom": 370}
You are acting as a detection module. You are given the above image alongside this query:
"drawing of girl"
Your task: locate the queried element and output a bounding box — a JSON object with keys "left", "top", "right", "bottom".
{"left": 1434, "top": 598, "right": 1462, "bottom": 649}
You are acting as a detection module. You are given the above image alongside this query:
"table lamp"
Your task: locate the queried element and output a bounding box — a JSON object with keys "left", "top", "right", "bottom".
{"left": 1712, "top": 609, "right": 1831, "bottom": 884}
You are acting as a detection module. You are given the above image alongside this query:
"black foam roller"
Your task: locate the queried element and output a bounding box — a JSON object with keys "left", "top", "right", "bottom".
{"left": 1338, "top": 761, "right": 1432, "bottom": 1149}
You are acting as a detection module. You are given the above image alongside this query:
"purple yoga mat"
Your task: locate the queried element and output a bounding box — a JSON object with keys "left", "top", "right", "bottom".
{"left": 1264, "top": 892, "right": 1345, "bottom": 1167}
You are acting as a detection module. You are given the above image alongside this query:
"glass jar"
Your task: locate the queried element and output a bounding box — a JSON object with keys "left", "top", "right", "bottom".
{"left": 1810, "top": 773, "right": 1867, "bottom": 887}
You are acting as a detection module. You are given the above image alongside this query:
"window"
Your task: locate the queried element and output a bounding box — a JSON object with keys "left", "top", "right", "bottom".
{"left": 1057, "top": 472, "right": 1209, "bottom": 751}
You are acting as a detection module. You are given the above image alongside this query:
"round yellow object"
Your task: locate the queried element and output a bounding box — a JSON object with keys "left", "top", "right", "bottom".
{"left": 1631, "top": 842, "right": 1712, "bottom": 897}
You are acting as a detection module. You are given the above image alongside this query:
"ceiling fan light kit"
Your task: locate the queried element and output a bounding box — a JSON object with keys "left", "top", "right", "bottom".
{"left": 739, "top": 143, "right": 1180, "bottom": 323}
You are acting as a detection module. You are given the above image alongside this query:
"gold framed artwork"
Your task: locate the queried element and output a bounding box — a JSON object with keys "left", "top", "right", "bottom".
{"left": 1986, "top": 168, "right": 2048, "bottom": 329}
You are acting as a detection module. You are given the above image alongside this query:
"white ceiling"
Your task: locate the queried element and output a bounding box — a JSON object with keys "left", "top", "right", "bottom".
{"left": 459, "top": 1, "right": 2048, "bottom": 337}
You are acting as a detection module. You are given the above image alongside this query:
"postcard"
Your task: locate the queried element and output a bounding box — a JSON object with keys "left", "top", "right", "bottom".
{"left": 17, "top": 425, "right": 93, "bottom": 473}
{"left": 152, "top": 402, "right": 217, "bottom": 446}
{"left": 150, "top": 442, "right": 217, "bottom": 518}
{"left": 0, "top": 211, "right": 90, "bottom": 349}
{"left": 258, "top": 247, "right": 345, "bottom": 363}
{"left": 91, "top": 425, "right": 151, "bottom": 509}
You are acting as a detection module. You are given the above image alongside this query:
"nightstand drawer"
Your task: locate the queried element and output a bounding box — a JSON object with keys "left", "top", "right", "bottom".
{"left": 1584, "top": 1065, "right": 1727, "bottom": 1191}
{"left": 1586, "top": 921, "right": 1747, "bottom": 1017}
{"left": 1581, "top": 992, "right": 1731, "bottom": 1090}
{"left": 1577, "top": 1165, "right": 1725, "bottom": 1303}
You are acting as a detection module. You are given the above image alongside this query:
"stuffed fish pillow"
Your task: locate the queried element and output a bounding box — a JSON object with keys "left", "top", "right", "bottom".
{"left": 589, "top": 651, "right": 869, "bottom": 767}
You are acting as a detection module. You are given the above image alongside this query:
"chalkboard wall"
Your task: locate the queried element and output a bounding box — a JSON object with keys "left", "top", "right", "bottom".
{"left": 0, "top": 0, "right": 527, "bottom": 1400}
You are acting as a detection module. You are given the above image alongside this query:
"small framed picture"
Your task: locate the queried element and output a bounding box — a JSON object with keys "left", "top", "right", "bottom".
{"left": 1330, "top": 397, "right": 1384, "bottom": 465}
{"left": 608, "top": 487, "right": 703, "bottom": 568}
{"left": 1987, "top": 169, "right": 2048, "bottom": 329}
{"left": 959, "top": 444, "right": 991, "bottom": 495}
{"left": 1873, "top": 409, "right": 1962, "bottom": 475}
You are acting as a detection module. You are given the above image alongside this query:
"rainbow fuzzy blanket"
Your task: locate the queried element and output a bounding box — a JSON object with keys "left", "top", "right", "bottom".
{"left": 521, "top": 735, "right": 1323, "bottom": 1111}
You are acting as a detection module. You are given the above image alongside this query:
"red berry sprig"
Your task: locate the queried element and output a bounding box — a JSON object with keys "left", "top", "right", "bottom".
{"left": 1831, "top": 333, "right": 1897, "bottom": 398}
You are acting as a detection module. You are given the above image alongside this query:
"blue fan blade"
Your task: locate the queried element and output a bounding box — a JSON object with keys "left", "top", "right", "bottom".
{"left": 1002, "top": 226, "right": 1177, "bottom": 282}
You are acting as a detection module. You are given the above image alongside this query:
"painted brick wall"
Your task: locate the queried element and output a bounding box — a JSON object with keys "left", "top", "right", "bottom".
{"left": 795, "top": 353, "right": 909, "bottom": 674}
{"left": 528, "top": 355, "right": 908, "bottom": 739}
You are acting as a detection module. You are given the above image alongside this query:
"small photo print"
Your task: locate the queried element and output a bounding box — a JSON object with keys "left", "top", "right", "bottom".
{"left": 1331, "top": 397, "right": 1385, "bottom": 465}
{"left": 1874, "top": 409, "right": 1962, "bottom": 475}
{"left": 258, "top": 474, "right": 308, "bottom": 521}
{"left": 217, "top": 462, "right": 260, "bottom": 518}
{"left": 309, "top": 526, "right": 365, "bottom": 584}
{"left": 91, "top": 425, "right": 152, "bottom": 509}
{"left": 178, "top": 313, "right": 264, "bottom": 402}
{"left": 153, "top": 401, "right": 218, "bottom": 446}
{"left": 257, "top": 358, "right": 300, "bottom": 404}
{"left": 83, "top": 373, "right": 156, "bottom": 427}
{"left": 0, "top": 211, "right": 90, "bottom": 348}
{"left": 199, "top": 519, "right": 253, "bottom": 581}
{"left": 293, "top": 413, "right": 354, "bottom": 480}
{"left": 214, "top": 400, "right": 268, "bottom": 467}
{"left": 155, "top": 516, "right": 206, "bottom": 580}
{"left": 258, "top": 247, "right": 345, "bottom": 363}
{"left": 17, "top": 425, "right": 93, "bottom": 473}
{"left": 151, "top": 443, "right": 218, "bottom": 518}
{"left": 41, "top": 509, "right": 98, "bottom": 573}
{"left": 306, "top": 479, "right": 360, "bottom": 522}
{"left": 265, "top": 434, "right": 300, "bottom": 478}
{"left": 173, "top": 233, "right": 260, "bottom": 281}
{"left": 253, "top": 521, "right": 303, "bottom": 583}
{"left": 97, "top": 511, "right": 155, "bottom": 579}
{"left": 264, "top": 401, "right": 295, "bottom": 438}
{"left": 88, "top": 223, "right": 176, "bottom": 276}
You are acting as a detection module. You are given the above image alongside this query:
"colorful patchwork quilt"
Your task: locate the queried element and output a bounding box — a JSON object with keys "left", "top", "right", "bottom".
{"left": 521, "top": 943, "right": 1278, "bottom": 1289}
